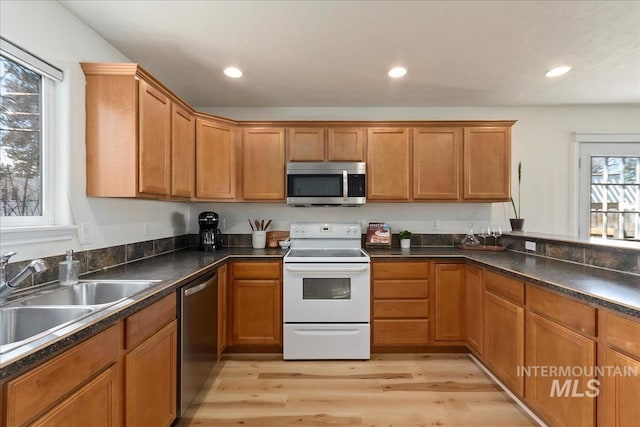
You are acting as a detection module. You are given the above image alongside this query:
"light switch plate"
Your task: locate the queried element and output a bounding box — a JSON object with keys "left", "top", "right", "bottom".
{"left": 79, "top": 223, "right": 91, "bottom": 244}
{"left": 525, "top": 241, "right": 537, "bottom": 252}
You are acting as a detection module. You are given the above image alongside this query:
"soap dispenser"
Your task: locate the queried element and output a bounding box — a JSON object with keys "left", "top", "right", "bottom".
{"left": 59, "top": 249, "right": 80, "bottom": 286}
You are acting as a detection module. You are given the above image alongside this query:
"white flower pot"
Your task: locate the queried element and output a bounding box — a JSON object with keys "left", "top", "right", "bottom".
{"left": 400, "top": 239, "right": 411, "bottom": 249}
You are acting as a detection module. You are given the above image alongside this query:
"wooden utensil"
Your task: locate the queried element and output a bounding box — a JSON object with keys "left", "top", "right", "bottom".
{"left": 248, "top": 219, "right": 255, "bottom": 231}
{"left": 264, "top": 220, "right": 272, "bottom": 231}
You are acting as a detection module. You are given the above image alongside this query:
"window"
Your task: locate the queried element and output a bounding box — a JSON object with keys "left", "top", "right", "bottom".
{"left": 0, "top": 37, "right": 62, "bottom": 227}
{"left": 578, "top": 136, "right": 640, "bottom": 243}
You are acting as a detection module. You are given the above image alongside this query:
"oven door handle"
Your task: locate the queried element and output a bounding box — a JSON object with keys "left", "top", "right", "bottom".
{"left": 285, "top": 265, "right": 369, "bottom": 273}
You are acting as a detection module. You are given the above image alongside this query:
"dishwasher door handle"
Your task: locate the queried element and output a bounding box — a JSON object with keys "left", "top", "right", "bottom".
{"left": 183, "top": 274, "right": 216, "bottom": 297}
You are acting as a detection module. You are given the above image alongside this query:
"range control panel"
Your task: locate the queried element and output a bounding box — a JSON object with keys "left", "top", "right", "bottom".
{"left": 289, "top": 223, "right": 361, "bottom": 239}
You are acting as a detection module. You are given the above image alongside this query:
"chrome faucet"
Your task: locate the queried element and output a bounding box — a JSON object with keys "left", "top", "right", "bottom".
{"left": 0, "top": 252, "right": 48, "bottom": 303}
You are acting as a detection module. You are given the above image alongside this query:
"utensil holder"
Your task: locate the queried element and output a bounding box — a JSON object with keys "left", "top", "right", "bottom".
{"left": 252, "top": 231, "right": 266, "bottom": 249}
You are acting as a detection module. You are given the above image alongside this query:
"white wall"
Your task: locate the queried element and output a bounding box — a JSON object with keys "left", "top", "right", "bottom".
{"left": 1, "top": 1, "right": 191, "bottom": 261}
{"left": 194, "top": 106, "right": 640, "bottom": 236}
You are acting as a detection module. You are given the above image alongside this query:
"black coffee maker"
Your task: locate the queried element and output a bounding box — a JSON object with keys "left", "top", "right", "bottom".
{"left": 198, "top": 211, "right": 222, "bottom": 251}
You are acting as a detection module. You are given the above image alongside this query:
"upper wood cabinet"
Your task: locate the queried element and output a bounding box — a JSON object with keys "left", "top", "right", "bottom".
{"left": 413, "top": 127, "right": 462, "bottom": 200}
{"left": 171, "top": 103, "right": 195, "bottom": 198}
{"left": 82, "top": 63, "right": 193, "bottom": 199}
{"left": 195, "top": 117, "right": 236, "bottom": 199}
{"left": 463, "top": 127, "right": 511, "bottom": 200}
{"left": 287, "top": 127, "right": 365, "bottom": 162}
{"left": 138, "top": 79, "right": 171, "bottom": 196}
{"left": 367, "top": 128, "right": 411, "bottom": 200}
{"left": 241, "top": 128, "right": 286, "bottom": 200}
{"left": 287, "top": 128, "right": 325, "bottom": 161}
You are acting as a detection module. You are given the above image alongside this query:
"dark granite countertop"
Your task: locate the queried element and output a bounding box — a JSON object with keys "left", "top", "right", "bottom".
{"left": 2, "top": 245, "right": 638, "bottom": 380}
{"left": 0, "top": 247, "right": 285, "bottom": 379}
{"left": 366, "top": 247, "right": 640, "bottom": 317}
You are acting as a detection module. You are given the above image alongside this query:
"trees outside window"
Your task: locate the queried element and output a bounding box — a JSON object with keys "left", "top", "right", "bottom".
{"left": 0, "top": 54, "right": 43, "bottom": 218}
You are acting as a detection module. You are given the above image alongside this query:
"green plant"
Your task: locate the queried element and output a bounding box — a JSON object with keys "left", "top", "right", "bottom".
{"left": 511, "top": 161, "right": 522, "bottom": 219}
{"left": 398, "top": 230, "right": 412, "bottom": 240}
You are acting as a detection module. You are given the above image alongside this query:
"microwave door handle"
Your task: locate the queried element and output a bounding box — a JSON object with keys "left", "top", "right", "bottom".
{"left": 343, "top": 170, "right": 348, "bottom": 202}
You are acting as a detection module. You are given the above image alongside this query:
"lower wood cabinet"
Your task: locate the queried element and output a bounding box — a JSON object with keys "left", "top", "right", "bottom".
{"left": 31, "top": 365, "right": 121, "bottom": 427}
{"left": 124, "top": 294, "right": 177, "bottom": 427}
{"left": 599, "top": 310, "right": 640, "bottom": 427}
{"left": 464, "top": 265, "right": 483, "bottom": 354}
{"left": 433, "top": 263, "right": 465, "bottom": 342}
{"left": 371, "top": 261, "right": 431, "bottom": 348}
{"left": 483, "top": 271, "right": 525, "bottom": 396}
{"left": 217, "top": 264, "right": 228, "bottom": 356}
{"left": 5, "top": 323, "right": 122, "bottom": 426}
{"left": 230, "top": 261, "right": 282, "bottom": 346}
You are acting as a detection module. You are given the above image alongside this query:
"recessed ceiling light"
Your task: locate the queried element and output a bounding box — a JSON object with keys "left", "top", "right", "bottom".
{"left": 545, "top": 66, "right": 571, "bottom": 78}
{"left": 224, "top": 67, "right": 243, "bottom": 78}
{"left": 388, "top": 67, "right": 407, "bottom": 78}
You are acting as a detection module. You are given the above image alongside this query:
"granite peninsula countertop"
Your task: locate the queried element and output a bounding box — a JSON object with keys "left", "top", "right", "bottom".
{"left": 1, "top": 246, "right": 638, "bottom": 379}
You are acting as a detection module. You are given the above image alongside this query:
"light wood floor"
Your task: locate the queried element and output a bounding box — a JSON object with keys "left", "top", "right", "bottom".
{"left": 178, "top": 354, "right": 538, "bottom": 427}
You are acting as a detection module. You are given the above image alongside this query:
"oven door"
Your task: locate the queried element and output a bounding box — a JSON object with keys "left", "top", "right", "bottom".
{"left": 283, "top": 262, "right": 370, "bottom": 323}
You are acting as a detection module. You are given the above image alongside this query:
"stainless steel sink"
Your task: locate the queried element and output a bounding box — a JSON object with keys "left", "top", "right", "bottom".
{"left": 1, "top": 280, "right": 159, "bottom": 354}
{"left": 0, "top": 306, "right": 95, "bottom": 353}
{"left": 19, "top": 280, "right": 156, "bottom": 307}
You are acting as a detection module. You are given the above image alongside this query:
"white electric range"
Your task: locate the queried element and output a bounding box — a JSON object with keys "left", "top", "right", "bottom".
{"left": 282, "top": 223, "right": 370, "bottom": 360}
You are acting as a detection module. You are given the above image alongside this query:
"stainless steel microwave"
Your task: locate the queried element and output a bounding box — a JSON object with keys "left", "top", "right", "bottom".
{"left": 286, "top": 162, "right": 366, "bottom": 206}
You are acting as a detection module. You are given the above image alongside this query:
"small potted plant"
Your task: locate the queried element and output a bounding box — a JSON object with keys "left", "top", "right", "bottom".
{"left": 398, "top": 230, "right": 412, "bottom": 249}
{"left": 510, "top": 161, "right": 525, "bottom": 232}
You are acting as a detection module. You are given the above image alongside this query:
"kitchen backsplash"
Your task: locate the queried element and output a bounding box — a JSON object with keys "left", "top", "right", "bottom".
{"left": 6, "top": 231, "right": 638, "bottom": 291}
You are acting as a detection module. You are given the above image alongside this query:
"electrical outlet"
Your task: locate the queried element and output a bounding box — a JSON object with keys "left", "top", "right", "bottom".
{"left": 525, "top": 241, "right": 537, "bottom": 252}
{"left": 432, "top": 219, "right": 440, "bottom": 230}
{"left": 79, "top": 223, "right": 91, "bottom": 244}
{"left": 221, "top": 218, "right": 226, "bottom": 231}
{"left": 143, "top": 222, "right": 149, "bottom": 236}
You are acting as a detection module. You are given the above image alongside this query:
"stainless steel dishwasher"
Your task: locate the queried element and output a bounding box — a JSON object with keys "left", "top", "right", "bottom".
{"left": 179, "top": 271, "right": 218, "bottom": 417}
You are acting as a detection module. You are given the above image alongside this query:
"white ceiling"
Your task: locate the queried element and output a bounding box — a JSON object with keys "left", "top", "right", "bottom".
{"left": 60, "top": 0, "right": 640, "bottom": 107}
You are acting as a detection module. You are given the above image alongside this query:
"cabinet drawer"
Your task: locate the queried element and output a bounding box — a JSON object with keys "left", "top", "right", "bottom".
{"left": 373, "top": 300, "right": 429, "bottom": 318}
{"left": 605, "top": 311, "right": 640, "bottom": 358}
{"left": 373, "top": 280, "right": 429, "bottom": 298}
{"left": 126, "top": 293, "right": 176, "bottom": 349}
{"left": 232, "top": 261, "right": 281, "bottom": 279}
{"left": 372, "top": 261, "right": 430, "bottom": 279}
{"left": 6, "top": 323, "right": 121, "bottom": 427}
{"left": 373, "top": 319, "right": 430, "bottom": 345}
{"left": 484, "top": 270, "right": 524, "bottom": 305}
{"left": 527, "top": 285, "right": 596, "bottom": 336}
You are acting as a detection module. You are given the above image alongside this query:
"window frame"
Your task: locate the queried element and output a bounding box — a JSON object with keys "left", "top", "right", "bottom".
{"left": 0, "top": 38, "right": 75, "bottom": 249}
{"left": 573, "top": 132, "right": 640, "bottom": 243}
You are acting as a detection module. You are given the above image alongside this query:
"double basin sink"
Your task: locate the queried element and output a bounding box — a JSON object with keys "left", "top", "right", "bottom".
{"left": 0, "top": 280, "right": 157, "bottom": 355}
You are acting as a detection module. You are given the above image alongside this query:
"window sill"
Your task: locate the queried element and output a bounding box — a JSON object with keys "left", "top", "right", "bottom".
{"left": 0, "top": 225, "right": 77, "bottom": 247}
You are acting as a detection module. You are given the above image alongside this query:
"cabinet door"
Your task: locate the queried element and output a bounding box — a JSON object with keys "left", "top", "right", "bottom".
{"left": 232, "top": 279, "right": 282, "bottom": 345}
{"left": 171, "top": 104, "right": 195, "bottom": 198}
{"left": 125, "top": 320, "right": 177, "bottom": 427}
{"left": 327, "top": 128, "right": 365, "bottom": 161}
{"left": 525, "top": 312, "right": 596, "bottom": 427}
{"left": 217, "top": 264, "right": 228, "bottom": 357}
{"left": 367, "top": 128, "right": 410, "bottom": 200}
{"left": 287, "top": 128, "right": 325, "bottom": 161}
{"left": 196, "top": 118, "right": 236, "bottom": 199}
{"left": 434, "top": 264, "right": 465, "bottom": 342}
{"left": 413, "top": 128, "right": 462, "bottom": 200}
{"left": 602, "top": 349, "right": 640, "bottom": 427}
{"left": 484, "top": 291, "right": 524, "bottom": 396}
{"left": 465, "top": 265, "right": 483, "bottom": 354}
{"left": 242, "top": 128, "right": 285, "bottom": 200}
{"left": 463, "top": 127, "right": 510, "bottom": 200}
{"left": 31, "top": 365, "right": 121, "bottom": 427}
{"left": 138, "top": 79, "right": 171, "bottom": 196}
